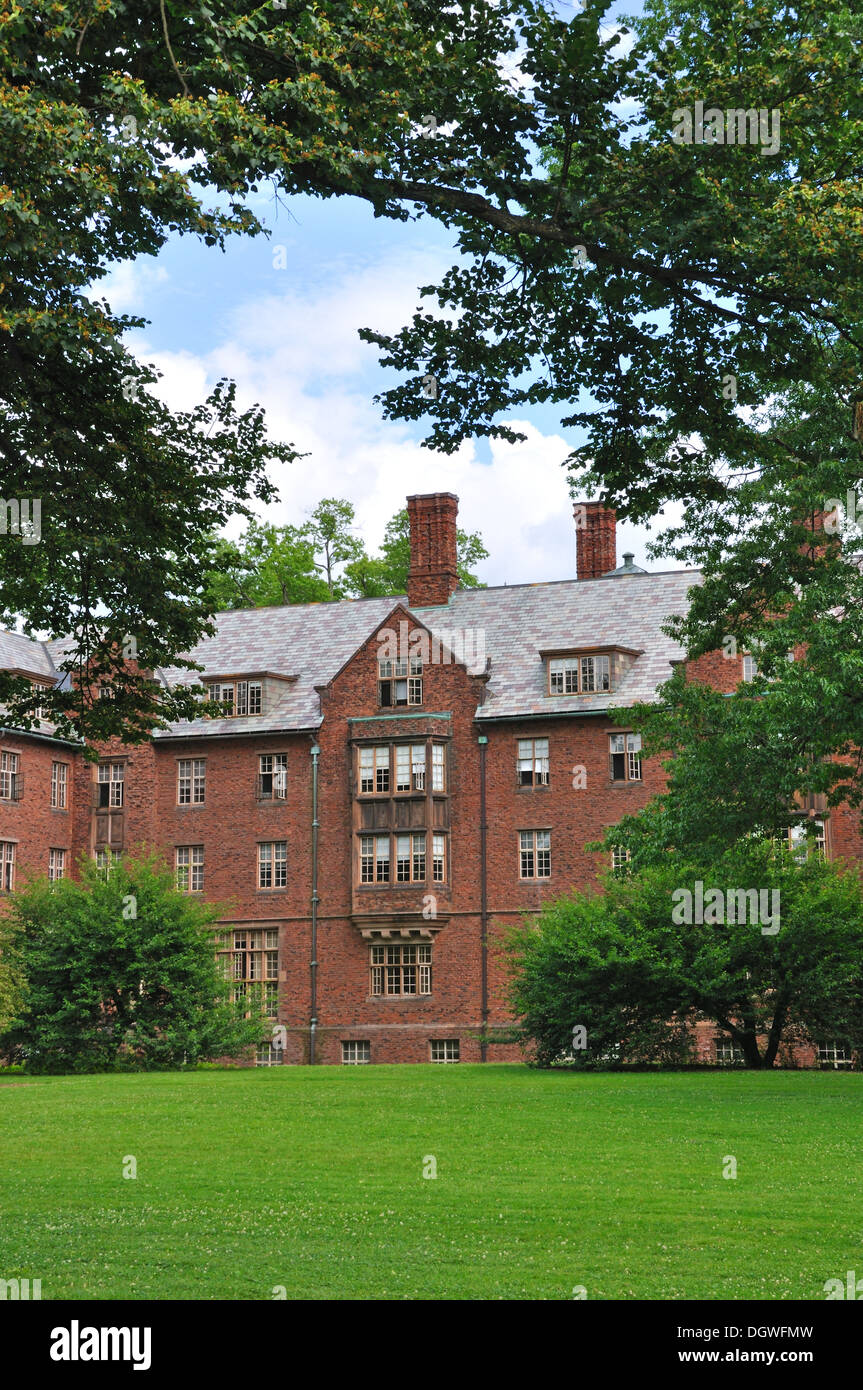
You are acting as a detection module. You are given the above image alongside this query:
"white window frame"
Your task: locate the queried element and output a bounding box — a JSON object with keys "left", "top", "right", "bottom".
{"left": 519, "top": 829, "right": 551, "bottom": 879}
{"left": 51, "top": 760, "right": 68, "bottom": 810}
{"left": 176, "top": 845, "right": 204, "bottom": 893}
{"left": 177, "top": 758, "right": 206, "bottom": 806}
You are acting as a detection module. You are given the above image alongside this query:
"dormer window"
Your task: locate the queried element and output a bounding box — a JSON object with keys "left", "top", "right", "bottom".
{"left": 207, "top": 680, "right": 262, "bottom": 717}
{"left": 379, "top": 657, "right": 422, "bottom": 707}
{"left": 548, "top": 654, "right": 611, "bottom": 695}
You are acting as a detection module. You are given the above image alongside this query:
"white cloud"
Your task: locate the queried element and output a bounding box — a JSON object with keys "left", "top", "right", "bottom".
{"left": 96, "top": 260, "right": 169, "bottom": 315}
{"left": 133, "top": 245, "right": 683, "bottom": 585}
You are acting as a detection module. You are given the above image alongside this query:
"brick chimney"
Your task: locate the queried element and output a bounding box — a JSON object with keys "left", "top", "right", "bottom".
{"left": 407, "top": 492, "right": 459, "bottom": 607}
{"left": 574, "top": 501, "right": 617, "bottom": 580}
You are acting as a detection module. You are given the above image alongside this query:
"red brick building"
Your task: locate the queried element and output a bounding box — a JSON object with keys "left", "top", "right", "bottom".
{"left": 0, "top": 494, "right": 858, "bottom": 1067}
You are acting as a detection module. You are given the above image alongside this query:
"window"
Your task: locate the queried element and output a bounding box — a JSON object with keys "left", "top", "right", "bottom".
{"left": 548, "top": 655, "right": 611, "bottom": 695}
{"left": 379, "top": 657, "right": 423, "bottom": 707}
{"left": 342, "top": 1041, "right": 371, "bottom": 1065}
{"left": 31, "top": 683, "right": 49, "bottom": 718}
{"left": 360, "top": 834, "right": 390, "bottom": 884}
{"left": 258, "top": 753, "right": 287, "bottom": 801}
{"left": 207, "top": 680, "right": 262, "bottom": 717}
{"left": 177, "top": 758, "right": 206, "bottom": 805}
{"left": 94, "top": 848, "right": 120, "bottom": 877}
{"left": 430, "top": 1039, "right": 460, "bottom": 1063}
{"left": 715, "top": 1037, "right": 745, "bottom": 1065}
{"left": 176, "top": 845, "right": 204, "bottom": 893}
{"left": 370, "top": 944, "right": 432, "bottom": 997}
{"left": 220, "top": 928, "right": 279, "bottom": 1016}
{"left": 518, "top": 738, "right": 549, "bottom": 787}
{"left": 360, "top": 746, "right": 390, "bottom": 794}
{"left": 99, "top": 684, "right": 115, "bottom": 701}
{"left": 395, "top": 743, "right": 427, "bottom": 792}
{"left": 48, "top": 848, "right": 66, "bottom": 881}
{"left": 432, "top": 743, "right": 445, "bottom": 792}
{"left": 611, "top": 846, "right": 631, "bottom": 873}
{"left": 742, "top": 654, "right": 758, "bottom": 682}
{"left": 0, "top": 752, "right": 20, "bottom": 801}
{"left": 520, "top": 829, "right": 551, "bottom": 879}
{"left": 258, "top": 841, "right": 287, "bottom": 890}
{"left": 396, "top": 832, "right": 426, "bottom": 883}
{"left": 609, "top": 733, "right": 642, "bottom": 782}
{"left": 788, "top": 820, "right": 826, "bottom": 859}
{"left": 432, "top": 833, "right": 446, "bottom": 883}
{"left": 256, "top": 1042, "right": 283, "bottom": 1067}
{"left": 51, "top": 761, "right": 67, "bottom": 810}
{"left": 97, "top": 762, "right": 124, "bottom": 807}
{"left": 0, "top": 841, "right": 14, "bottom": 891}
{"left": 817, "top": 1042, "right": 853, "bottom": 1070}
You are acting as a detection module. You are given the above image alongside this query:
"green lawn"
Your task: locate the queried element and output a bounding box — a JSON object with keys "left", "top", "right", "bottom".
{"left": 0, "top": 1066, "right": 860, "bottom": 1300}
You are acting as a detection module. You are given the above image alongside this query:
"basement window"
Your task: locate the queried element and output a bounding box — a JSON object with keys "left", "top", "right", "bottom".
{"left": 817, "top": 1042, "right": 853, "bottom": 1069}
{"left": 342, "top": 1041, "right": 371, "bottom": 1064}
{"left": 430, "top": 1039, "right": 460, "bottom": 1063}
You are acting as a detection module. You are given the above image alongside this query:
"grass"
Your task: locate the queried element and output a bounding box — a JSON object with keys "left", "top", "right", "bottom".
{"left": 0, "top": 1066, "right": 860, "bottom": 1300}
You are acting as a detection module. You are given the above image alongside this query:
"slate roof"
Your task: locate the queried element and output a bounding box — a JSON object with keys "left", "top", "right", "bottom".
{"left": 0, "top": 569, "right": 701, "bottom": 736}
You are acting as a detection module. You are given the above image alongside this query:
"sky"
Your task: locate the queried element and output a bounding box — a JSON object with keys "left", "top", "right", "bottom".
{"left": 100, "top": 0, "right": 678, "bottom": 591}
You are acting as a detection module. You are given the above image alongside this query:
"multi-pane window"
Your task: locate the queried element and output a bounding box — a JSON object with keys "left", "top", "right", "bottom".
{"left": 256, "top": 1043, "right": 283, "bottom": 1067}
{"left": 548, "top": 655, "right": 611, "bottom": 695}
{"left": 177, "top": 758, "right": 206, "bottom": 805}
{"left": 396, "top": 832, "right": 426, "bottom": 882}
{"left": 48, "top": 848, "right": 66, "bottom": 881}
{"left": 395, "top": 744, "right": 427, "bottom": 792}
{"left": 518, "top": 738, "right": 549, "bottom": 787}
{"left": 0, "top": 841, "right": 14, "bottom": 891}
{"left": 611, "top": 846, "right": 631, "bottom": 873}
{"left": 379, "top": 657, "right": 423, "bottom": 707}
{"left": 370, "top": 944, "right": 432, "bottom": 997}
{"left": 258, "top": 841, "right": 287, "bottom": 889}
{"left": 788, "top": 820, "right": 826, "bottom": 859}
{"left": 432, "top": 743, "right": 445, "bottom": 792}
{"left": 360, "top": 834, "right": 390, "bottom": 883}
{"left": 432, "top": 834, "right": 446, "bottom": 883}
{"left": 258, "top": 753, "right": 287, "bottom": 800}
{"left": 97, "top": 762, "right": 124, "bottom": 807}
{"left": 31, "top": 683, "right": 49, "bottom": 718}
{"left": 220, "top": 928, "right": 279, "bottom": 1016}
{"left": 742, "top": 654, "right": 758, "bottom": 682}
{"left": 176, "top": 845, "right": 204, "bottom": 893}
{"left": 51, "top": 761, "right": 67, "bottom": 809}
{"left": 342, "top": 1041, "right": 371, "bottom": 1065}
{"left": 817, "top": 1042, "right": 853, "bottom": 1069}
{"left": 94, "top": 848, "right": 120, "bottom": 876}
{"left": 359, "top": 746, "right": 390, "bottom": 794}
{"left": 0, "top": 752, "right": 19, "bottom": 801}
{"left": 430, "top": 1039, "right": 460, "bottom": 1063}
{"left": 715, "top": 1037, "right": 745, "bottom": 1065}
{"left": 520, "top": 829, "right": 551, "bottom": 879}
{"left": 207, "top": 680, "right": 262, "bottom": 716}
{"left": 609, "top": 733, "right": 642, "bottom": 782}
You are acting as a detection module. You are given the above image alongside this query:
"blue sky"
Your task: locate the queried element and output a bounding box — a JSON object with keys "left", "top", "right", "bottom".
{"left": 101, "top": 0, "right": 676, "bottom": 589}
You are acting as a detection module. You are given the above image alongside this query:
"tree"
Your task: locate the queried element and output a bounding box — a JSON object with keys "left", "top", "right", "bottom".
{"left": 7, "top": 1, "right": 863, "bottom": 744}
{"left": 344, "top": 507, "right": 488, "bottom": 596}
{"left": 206, "top": 502, "right": 489, "bottom": 608}
{"left": 202, "top": 523, "right": 331, "bottom": 610}
{"left": 303, "top": 499, "right": 366, "bottom": 598}
{"left": 507, "top": 843, "right": 863, "bottom": 1069}
{"left": 0, "top": 914, "right": 23, "bottom": 1038}
{"left": 1, "top": 855, "right": 266, "bottom": 1073}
